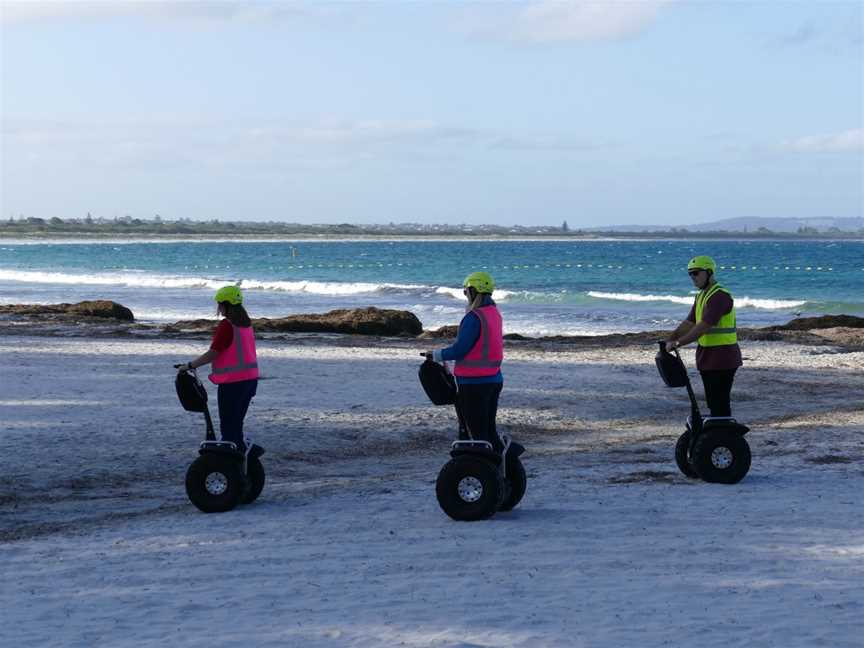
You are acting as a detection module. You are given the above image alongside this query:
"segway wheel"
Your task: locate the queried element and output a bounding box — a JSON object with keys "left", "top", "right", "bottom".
{"left": 499, "top": 456, "right": 527, "bottom": 512}
{"left": 185, "top": 454, "right": 245, "bottom": 513}
{"left": 436, "top": 455, "right": 501, "bottom": 521}
{"left": 691, "top": 431, "right": 751, "bottom": 484}
{"left": 674, "top": 432, "right": 699, "bottom": 479}
{"left": 241, "top": 456, "right": 266, "bottom": 505}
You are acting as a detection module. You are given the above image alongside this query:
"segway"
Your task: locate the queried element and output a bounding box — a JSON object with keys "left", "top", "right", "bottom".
{"left": 174, "top": 366, "right": 266, "bottom": 512}
{"left": 418, "top": 356, "right": 527, "bottom": 521}
{"left": 655, "top": 343, "right": 751, "bottom": 484}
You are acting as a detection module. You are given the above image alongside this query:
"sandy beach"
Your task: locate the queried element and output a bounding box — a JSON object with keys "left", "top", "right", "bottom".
{"left": 1, "top": 333, "right": 862, "bottom": 647}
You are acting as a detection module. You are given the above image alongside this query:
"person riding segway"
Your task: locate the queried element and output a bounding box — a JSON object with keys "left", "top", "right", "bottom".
{"left": 175, "top": 285, "right": 265, "bottom": 512}
{"left": 666, "top": 255, "right": 742, "bottom": 418}
{"left": 422, "top": 271, "right": 526, "bottom": 521}
{"left": 662, "top": 256, "right": 750, "bottom": 483}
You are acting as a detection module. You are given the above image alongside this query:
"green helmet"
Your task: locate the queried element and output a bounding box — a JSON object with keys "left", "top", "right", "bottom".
{"left": 463, "top": 271, "right": 495, "bottom": 294}
{"left": 687, "top": 255, "right": 716, "bottom": 273}
{"left": 214, "top": 285, "right": 243, "bottom": 305}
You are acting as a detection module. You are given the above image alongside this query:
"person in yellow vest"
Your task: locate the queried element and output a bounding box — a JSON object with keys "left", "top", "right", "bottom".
{"left": 665, "top": 255, "right": 742, "bottom": 417}
{"left": 177, "top": 285, "right": 260, "bottom": 451}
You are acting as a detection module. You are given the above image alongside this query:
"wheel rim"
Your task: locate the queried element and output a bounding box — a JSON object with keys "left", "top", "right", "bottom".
{"left": 710, "top": 446, "right": 734, "bottom": 470}
{"left": 457, "top": 476, "right": 484, "bottom": 503}
{"left": 204, "top": 472, "right": 229, "bottom": 495}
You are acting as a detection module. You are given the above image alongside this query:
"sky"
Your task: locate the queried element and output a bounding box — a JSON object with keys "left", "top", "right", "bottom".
{"left": 1, "top": 0, "right": 862, "bottom": 227}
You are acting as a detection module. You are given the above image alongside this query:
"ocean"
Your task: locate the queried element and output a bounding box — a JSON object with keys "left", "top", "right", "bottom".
{"left": 0, "top": 238, "right": 861, "bottom": 336}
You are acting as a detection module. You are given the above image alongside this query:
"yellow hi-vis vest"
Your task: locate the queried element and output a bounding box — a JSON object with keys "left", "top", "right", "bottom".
{"left": 695, "top": 283, "right": 738, "bottom": 347}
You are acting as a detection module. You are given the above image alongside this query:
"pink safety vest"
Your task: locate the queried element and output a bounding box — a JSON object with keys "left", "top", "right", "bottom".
{"left": 209, "top": 324, "right": 260, "bottom": 384}
{"left": 454, "top": 305, "right": 503, "bottom": 378}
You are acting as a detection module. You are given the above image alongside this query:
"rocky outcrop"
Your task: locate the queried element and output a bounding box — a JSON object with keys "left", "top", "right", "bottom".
{"left": 768, "top": 315, "right": 864, "bottom": 331}
{"left": 417, "top": 325, "right": 458, "bottom": 339}
{"left": 0, "top": 301, "right": 860, "bottom": 348}
{"left": 165, "top": 307, "right": 423, "bottom": 337}
{"left": 0, "top": 300, "right": 134, "bottom": 321}
{"left": 256, "top": 307, "right": 423, "bottom": 336}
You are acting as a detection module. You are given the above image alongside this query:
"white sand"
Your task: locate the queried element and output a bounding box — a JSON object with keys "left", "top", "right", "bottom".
{"left": 1, "top": 336, "right": 862, "bottom": 647}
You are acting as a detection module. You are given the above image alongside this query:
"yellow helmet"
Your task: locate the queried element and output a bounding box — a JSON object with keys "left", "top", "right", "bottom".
{"left": 463, "top": 271, "right": 495, "bottom": 294}
{"left": 214, "top": 285, "right": 243, "bottom": 305}
{"left": 687, "top": 255, "right": 716, "bottom": 273}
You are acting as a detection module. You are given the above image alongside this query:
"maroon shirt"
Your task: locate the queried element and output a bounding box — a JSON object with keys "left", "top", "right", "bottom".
{"left": 686, "top": 287, "right": 743, "bottom": 372}
{"left": 210, "top": 319, "right": 234, "bottom": 353}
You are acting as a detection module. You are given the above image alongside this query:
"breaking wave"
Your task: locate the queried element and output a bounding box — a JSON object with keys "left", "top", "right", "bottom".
{"left": 587, "top": 291, "right": 807, "bottom": 310}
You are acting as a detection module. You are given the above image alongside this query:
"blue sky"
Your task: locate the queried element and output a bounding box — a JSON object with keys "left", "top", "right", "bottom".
{"left": 1, "top": 0, "right": 862, "bottom": 226}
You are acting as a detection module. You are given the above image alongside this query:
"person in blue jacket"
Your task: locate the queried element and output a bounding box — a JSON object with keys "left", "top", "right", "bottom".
{"left": 426, "top": 272, "right": 505, "bottom": 452}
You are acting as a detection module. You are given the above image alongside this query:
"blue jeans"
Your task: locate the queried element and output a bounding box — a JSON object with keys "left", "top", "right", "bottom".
{"left": 217, "top": 379, "right": 258, "bottom": 451}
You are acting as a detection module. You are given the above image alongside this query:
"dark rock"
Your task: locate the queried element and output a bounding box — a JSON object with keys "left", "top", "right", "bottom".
{"left": 770, "top": 315, "right": 864, "bottom": 331}
{"left": 0, "top": 300, "right": 134, "bottom": 321}
{"left": 417, "top": 325, "right": 458, "bottom": 339}
{"left": 166, "top": 307, "right": 423, "bottom": 337}
{"left": 255, "top": 307, "right": 422, "bottom": 337}
{"left": 503, "top": 333, "right": 532, "bottom": 341}
{"left": 161, "top": 319, "right": 217, "bottom": 333}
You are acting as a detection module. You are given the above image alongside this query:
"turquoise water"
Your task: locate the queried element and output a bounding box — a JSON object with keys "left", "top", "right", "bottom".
{"left": 0, "top": 239, "right": 861, "bottom": 335}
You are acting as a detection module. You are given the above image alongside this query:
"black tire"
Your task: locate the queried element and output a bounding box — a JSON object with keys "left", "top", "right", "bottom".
{"left": 691, "top": 431, "right": 751, "bottom": 484}
{"left": 675, "top": 432, "right": 699, "bottom": 478}
{"left": 241, "top": 456, "right": 265, "bottom": 505}
{"left": 499, "top": 456, "right": 527, "bottom": 512}
{"left": 436, "top": 455, "right": 501, "bottom": 521}
{"left": 185, "top": 454, "right": 244, "bottom": 513}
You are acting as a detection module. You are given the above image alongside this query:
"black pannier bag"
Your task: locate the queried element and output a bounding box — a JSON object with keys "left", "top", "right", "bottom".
{"left": 418, "top": 358, "right": 457, "bottom": 405}
{"left": 655, "top": 343, "right": 689, "bottom": 388}
{"left": 175, "top": 371, "right": 209, "bottom": 412}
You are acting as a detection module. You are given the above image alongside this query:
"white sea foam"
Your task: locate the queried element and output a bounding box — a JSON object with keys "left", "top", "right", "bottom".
{"left": 587, "top": 291, "right": 695, "bottom": 305}
{"left": 587, "top": 290, "right": 806, "bottom": 310}
{"left": 435, "top": 286, "right": 518, "bottom": 301}
{"left": 0, "top": 269, "right": 225, "bottom": 290}
{"left": 734, "top": 296, "right": 807, "bottom": 309}
{"left": 0, "top": 269, "right": 432, "bottom": 298}
{"left": 240, "top": 279, "right": 427, "bottom": 296}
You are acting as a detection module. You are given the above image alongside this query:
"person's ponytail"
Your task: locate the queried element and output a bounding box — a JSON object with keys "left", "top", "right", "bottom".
{"left": 222, "top": 302, "right": 252, "bottom": 327}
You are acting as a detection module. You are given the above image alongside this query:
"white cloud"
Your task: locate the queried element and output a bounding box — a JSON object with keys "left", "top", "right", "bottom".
{"left": 783, "top": 128, "right": 864, "bottom": 153}
{"left": 456, "top": 0, "right": 674, "bottom": 44}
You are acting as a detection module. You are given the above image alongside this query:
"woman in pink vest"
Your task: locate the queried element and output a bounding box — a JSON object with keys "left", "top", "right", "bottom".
{"left": 427, "top": 272, "right": 505, "bottom": 452}
{"left": 177, "top": 285, "right": 259, "bottom": 452}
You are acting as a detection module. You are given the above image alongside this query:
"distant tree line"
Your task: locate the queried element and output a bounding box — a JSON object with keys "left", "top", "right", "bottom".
{"left": 1, "top": 215, "right": 861, "bottom": 239}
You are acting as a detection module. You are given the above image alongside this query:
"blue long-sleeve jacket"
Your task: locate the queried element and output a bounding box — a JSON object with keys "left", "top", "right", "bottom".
{"left": 433, "top": 295, "right": 503, "bottom": 385}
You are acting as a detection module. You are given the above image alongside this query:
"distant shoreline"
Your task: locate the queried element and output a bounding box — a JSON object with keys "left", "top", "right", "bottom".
{"left": 2, "top": 233, "right": 862, "bottom": 244}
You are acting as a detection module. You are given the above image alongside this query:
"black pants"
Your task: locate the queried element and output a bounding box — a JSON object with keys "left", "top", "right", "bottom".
{"left": 699, "top": 369, "right": 736, "bottom": 417}
{"left": 217, "top": 379, "right": 258, "bottom": 451}
{"left": 455, "top": 382, "right": 503, "bottom": 452}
